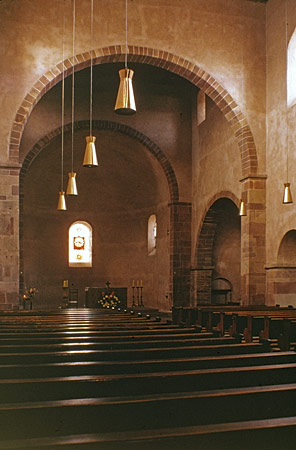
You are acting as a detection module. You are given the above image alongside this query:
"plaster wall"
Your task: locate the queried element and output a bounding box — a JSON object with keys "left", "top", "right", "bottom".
{"left": 20, "top": 63, "right": 194, "bottom": 201}
{"left": 0, "top": 0, "right": 266, "bottom": 167}
{"left": 266, "top": 0, "right": 296, "bottom": 266}
{"left": 192, "top": 96, "right": 241, "bottom": 257}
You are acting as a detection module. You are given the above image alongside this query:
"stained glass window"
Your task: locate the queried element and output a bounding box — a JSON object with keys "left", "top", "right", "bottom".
{"left": 69, "top": 221, "right": 92, "bottom": 267}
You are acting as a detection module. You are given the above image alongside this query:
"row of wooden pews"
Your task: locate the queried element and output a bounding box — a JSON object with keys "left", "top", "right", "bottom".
{"left": 173, "top": 305, "right": 296, "bottom": 350}
{"left": 0, "top": 308, "right": 295, "bottom": 449}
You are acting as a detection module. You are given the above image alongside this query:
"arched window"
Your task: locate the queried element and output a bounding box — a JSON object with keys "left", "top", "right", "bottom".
{"left": 287, "top": 28, "right": 296, "bottom": 108}
{"left": 69, "top": 221, "right": 92, "bottom": 267}
{"left": 148, "top": 214, "right": 157, "bottom": 256}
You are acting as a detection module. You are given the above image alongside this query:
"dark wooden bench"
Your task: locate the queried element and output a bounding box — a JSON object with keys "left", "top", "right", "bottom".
{"left": 0, "top": 342, "right": 270, "bottom": 366}
{"left": 0, "top": 351, "right": 294, "bottom": 379}
{"left": 1, "top": 361, "right": 296, "bottom": 404}
{"left": 0, "top": 308, "right": 294, "bottom": 450}
{"left": 1, "top": 384, "right": 296, "bottom": 442}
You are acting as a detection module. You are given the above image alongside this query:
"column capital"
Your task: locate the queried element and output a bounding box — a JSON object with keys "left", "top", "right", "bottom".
{"left": 239, "top": 174, "right": 267, "bottom": 183}
{"left": 0, "top": 163, "right": 21, "bottom": 170}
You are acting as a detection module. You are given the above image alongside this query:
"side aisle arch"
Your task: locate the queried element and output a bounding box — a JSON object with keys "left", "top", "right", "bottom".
{"left": 193, "top": 192, "right": 240, "bottom": 305}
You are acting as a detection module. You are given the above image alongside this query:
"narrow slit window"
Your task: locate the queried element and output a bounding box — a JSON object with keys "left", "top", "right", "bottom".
{"left": 148, "top": 214, "right": 157, "bottom": 256}
{"left": 69, "top": 221, "right": 92, "bottom": 267}
{"left": 288, "top": 28, "right": 296, "bottom": 108}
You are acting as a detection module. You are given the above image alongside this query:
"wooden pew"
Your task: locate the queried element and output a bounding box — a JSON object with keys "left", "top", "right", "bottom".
{"left": 1, "top": 361, "right": 296, "bottom": 404}
{"left": 0, "top": 308, "right": 295, "bottom": 449}
{"left": 0, "top": 351, "right": 294, "bottom": 379}
{"left": 0, "top": 342, "right": 270, "bottom": 366}
{"left": 2, "top": 417, "right": 296, "bottom": 450}
{"left": 1, "top": 384, "right": 296, "bottom": 443}
{"left": 259, "top": 318, "right": 296, "bottom": 351}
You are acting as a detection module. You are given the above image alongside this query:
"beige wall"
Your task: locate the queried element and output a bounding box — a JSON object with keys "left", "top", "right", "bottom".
{"left": 266, "top": 0, "right": 296, "bottom": 266}
{"left": 1, "top": 0, "right": 266, "bottom": 164}
{"left": 192, "top": 96, "right": 241, "bottom": 257}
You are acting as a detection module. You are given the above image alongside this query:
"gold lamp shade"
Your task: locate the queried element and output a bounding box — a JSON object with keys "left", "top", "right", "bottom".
{"left": 283, "top": 182, "right": 293, "bottom": 204}
{"left": 66, "top": 172, "right": 78, "bottom": 195}
{"left": 57, "top": 191, "right": 67, "bottom": 211}
{"left": 239, "top": 199, "right": 246, "bottom": 216}
{"left": 114, "top": 68, "right": 136, "bottom": 115}
{"left": 83, "top": 136, "right": 98, "bottom": 167}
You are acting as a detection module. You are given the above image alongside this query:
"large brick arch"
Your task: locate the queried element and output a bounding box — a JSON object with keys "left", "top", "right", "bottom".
{"left": 10, "top": 46, "right": 257, "bottom": 177}
{"left": 19, "top": 119, "right": 179, "bottom": 203}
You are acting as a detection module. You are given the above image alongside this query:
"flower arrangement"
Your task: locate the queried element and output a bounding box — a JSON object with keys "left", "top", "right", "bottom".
{"left": 23, "top": 287, "right": 38, "bottom": 301}
{"left": 98, "top": 291, "right": 120, "bottom": 308}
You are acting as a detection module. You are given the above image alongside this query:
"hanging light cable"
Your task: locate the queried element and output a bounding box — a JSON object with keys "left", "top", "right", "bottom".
{"left": 283, "top": 3, "right": 293, "bottom": 204}
{"left": 57, "top": 0, "right": 67, "bottom": 211}
{"left": 83, "top": 0, "right": 98, "bottom": 167}
{"left": 114, "top": 0, "right": 136, "bottom": 114}
{"left": 239, "top": 32, "right": 246, "bottom": 217}
{"left": 66, "top": 0, "right": 78, "bottom": 195}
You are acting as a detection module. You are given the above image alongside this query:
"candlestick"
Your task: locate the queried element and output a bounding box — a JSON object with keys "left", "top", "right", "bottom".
{"left": 132, "top": 279, "right": 135, "bottom": 287}
{"left": 140, "top": 286, "right": 144, "bottom": 307}
{"left": 132, "top": 286, "right": 136, "bottom": 307}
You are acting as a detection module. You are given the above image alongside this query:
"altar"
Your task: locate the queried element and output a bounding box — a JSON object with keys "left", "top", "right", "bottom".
{"left": 85, "top": 286, "right": 127, "bottom": 308}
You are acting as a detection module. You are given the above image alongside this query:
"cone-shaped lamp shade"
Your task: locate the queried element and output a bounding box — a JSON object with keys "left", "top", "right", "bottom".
{"left": 57, "top": 191, "right": 67, "bottom": 211}
{"left": 66, "top": 172, "right": 78, "bottom": 195}
{"left": 239, "top": 199, "right": 246, "bottom": 216}
{"left": 83, "top": 136, "right": 98, "bottom": 167}
{"left": 114, "top": 68, "right": 136, "bottom": 115}
{"left": 283, "top": 182, "right": 293, "bottom": 204}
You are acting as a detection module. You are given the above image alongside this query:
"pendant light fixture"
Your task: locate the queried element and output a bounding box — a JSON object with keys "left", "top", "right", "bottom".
{"left": 114, "top": 0, "right": 136, "bottom": 115}
{"left": 83, "top": 0, "right": 98, "bottom": 167}
{"left": 57, "top": 1, "right": 67, "bottom": 211}
{"left": 66, "top": 0, "right": 78, "bottom": 194}
{"left": 282, "top": 3, "right": 293, "bottom": 204}
{"left": 239, "top": 198, "right": 246, "bottom": 217}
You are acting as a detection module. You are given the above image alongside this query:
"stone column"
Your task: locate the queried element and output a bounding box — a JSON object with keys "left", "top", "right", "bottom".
{"left": 240, "top": 175, "right": 267, "bottom": 305}
{"left": 0, "top": 164, "right": 20, "bottom": 309}
{"left": 169, "top": 202, "right": 192, "bottom": 306}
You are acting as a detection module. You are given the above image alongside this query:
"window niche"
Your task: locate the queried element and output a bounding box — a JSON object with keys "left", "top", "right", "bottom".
{"left": 287, "top": 28, "right": 296, "bottom": 108}
{"left": 148, "top": 214, "right": 157, "bottom": 256}
{"left": 69, "top": 221, "right": 92, "bottom": 267}
{"left": 197, "top": 90, "right": 206, "bottom": 126}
